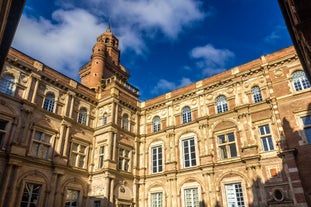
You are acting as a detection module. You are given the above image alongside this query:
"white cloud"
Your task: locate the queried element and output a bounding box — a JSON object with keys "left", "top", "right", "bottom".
{"left": 264, "top": 25, "right": 288, "bottom": 44}
{"left": 13, "top": 0, "right": 208, "bottom": 79}
{"left": 151, "top": 77, "right": 192, "bottom": 94}
{"left": 12, "top": 9, "right": 104, "bottom": 79}
{"left": 190, "top": 44, "right": 235, "bottom": 76}
{"left": 57, "top": 0, "right": 207, "bottom": 38}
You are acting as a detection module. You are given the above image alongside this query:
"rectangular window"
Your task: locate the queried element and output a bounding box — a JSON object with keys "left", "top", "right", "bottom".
{"left": 151, "top": 145, "right": 163, "bottom": 173}
{"left": 65, "top": 189, "right": 80, "bottom": 207}
{"left": 98, "top": 146, "right": 105, "bottom": 168}
{"left": 31, "top": 131, "right": 52, "bottom": 159}
{"left": 0, "top": 120, "right": 8, "bottom": 146}
{"left": 182, "top": 138, "right": 197, "bottom": 168}
{"left": 151, "top": 192, "right": 163, "bottom": 207}
{"left": 184, "top": 188, "right": 199, "bottom": 207}
{"left": 70, "top": 143, "right": 87, "bottom": 168}
{"left": 259, "top": 125, "right": 274, "bottom": 151}
{"left": 218, "top": 133, "right": 237, "bottom": 159}
{"left": 94, "top": 200, "right": 101, "bottom": 207}
{"left": 118, "top": 148, "right": 130, "bottom": 171}
{"left": 302, "top": 115, "right": 311, "bottom": 143}
{"left": 225, "top": 183, "right": 245, "bottom": 207}
{"left": 20, "top": 183, "right": 41, "bottom": 207}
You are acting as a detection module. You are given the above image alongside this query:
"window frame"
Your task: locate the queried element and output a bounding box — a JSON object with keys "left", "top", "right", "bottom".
{"left": 181, "top": 183, "right": 201, "bottom": 207}
{"left": 251, "top": 86, "right": 263, "bottom": 103}
{"left": 300, "top": 114, "right": 311, "bottom": 144}
{"left": 291, "top": 70, "right": 311, "bottom": 91}
{"left": 77, "top": 107, "right": 88, "bottom": 125}
{"left": 20, "top": 182, "right": 42, "bottom": 207}
{"left": 180, "top": 133, "right": 198, "bottom": 168}
{"left": 150, "top": 191, "right": 163, "bottom": 207}
{"left": 0, "top": 73, "right": 15, "bottom": 96}
{"left": 118, "top": 146, "right": 131, "bottom": 172}
{"left": 30, "top": 130, "right": 53, "bottom": 160}
{"left": 182, "top": 106, "right": 192, "bottom": 124}
{"left": 65, "top": 189, "right": 80, "bottom": 207}
{"left": 150, "top": 143, "right": 163, "bottom": 174}
{"left": 43, "top": 92, "right": 55, "bottom": 112}
{"left": 224, "top": 182, "right": 246, "bottom": 207}
{"left": 70, "top": 142, "right": 88, "bottom": 169}
{"left": 102, "top": 113, "right": 108, "bottom": 125}
{"left": 0, "top": 119, "right": 8, "bottom": 147}
{"left": 152, "top": 116, "right": 161, "bottom": 132}
{"left": 217, "top": 132, "right": 238, "bottom": 160}
{"left": 258, "top": 124, "right": 274, "bottom": 152}
{"left": 98, "top": 145, "right": 105, "bottom": 168}
{"left": 122, "top": 114, "right": 129, "bottom": 131}
{"left": 215, "top": 95, "right": 228, "bottom": 113}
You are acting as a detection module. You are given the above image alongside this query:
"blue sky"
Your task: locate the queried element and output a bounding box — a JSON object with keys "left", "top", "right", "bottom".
{"left": 12, "top": 0, "right": 292, "bottom": 101}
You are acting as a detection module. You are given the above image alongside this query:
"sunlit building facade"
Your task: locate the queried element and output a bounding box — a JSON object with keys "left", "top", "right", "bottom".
{"left": 0, "top": 28, "right": 311, "bottom": 207}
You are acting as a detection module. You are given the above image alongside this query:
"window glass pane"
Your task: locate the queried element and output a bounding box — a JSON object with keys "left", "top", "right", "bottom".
{"left": 21, "top": 183, "right": 41, "bottom": 207}
{"left": 302, "top": 116, "right": 311, "bottom": 125}
{"left": 304, "top": 127, "right": 311, "bottom": 143}
{"left": 218, "top": 135, "right": 225, "bottom": 144}
{"left": 228, "top": 133, "right": 235, "bottom": 142}
{"left": 225, "top": 183, "right": 245, "bottom": 207}
{"left": 0, "top": 74, "right": 15, "bottom": 96}
{"left": 229, "top": 143, "right": 237, "bottom": 157}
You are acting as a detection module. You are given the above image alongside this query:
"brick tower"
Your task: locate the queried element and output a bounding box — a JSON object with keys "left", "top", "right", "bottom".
{"left": 79, "top": 25, "right": 126, "bottom": 90}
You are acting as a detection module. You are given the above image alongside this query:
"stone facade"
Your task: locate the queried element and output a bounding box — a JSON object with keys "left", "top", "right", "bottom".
{"left": 0, "top": 28, "right": 310, "bottom": 207}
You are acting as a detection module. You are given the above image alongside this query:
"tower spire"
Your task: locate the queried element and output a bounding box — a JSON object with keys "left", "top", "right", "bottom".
{"left": 106, "top": 19, "right": 111, "bottom": 32}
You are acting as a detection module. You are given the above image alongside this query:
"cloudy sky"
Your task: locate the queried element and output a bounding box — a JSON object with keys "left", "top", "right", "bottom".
{"left": 12, "top": 0, "right": 292, "bottom": 100}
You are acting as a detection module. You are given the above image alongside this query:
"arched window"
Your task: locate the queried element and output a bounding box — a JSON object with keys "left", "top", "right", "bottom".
{"left": 122, "top": 114, "right": 129, "bottom": 131}
{"left": 78, "top": 107, "right": 88, "bottom": 125}
{"left": 292, "top": 70, "right": 311, "bottom": 91}
{"left": 152, "top": 116, "right": 161, "bottom": 132}
{"left": 103, "top": 113, "right": 108, "bottom": 125}
{"left": 0, "top": 74, "right": 15, "bottom": 96}
{"left": 252, "top": 86, "right": 263, "bottom": 103}
{"left": 43, "top": 93, "right": 55, "bottom": 112}
{"left": 216, "top": 95, "right": 228, "bottom": 113}
{"left": 182, "top": 106, "right": 192, "bottom": 124}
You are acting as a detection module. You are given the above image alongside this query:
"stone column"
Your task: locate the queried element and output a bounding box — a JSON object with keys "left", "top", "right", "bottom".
{"left": 0, "top": 164, "right": 12, "bottom": 206}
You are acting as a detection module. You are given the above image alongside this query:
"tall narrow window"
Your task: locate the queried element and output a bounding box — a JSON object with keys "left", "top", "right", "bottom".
{"left": 259, "top": 125, "right": 274, "bottom": 151}
{"left": 153, "top": 116, "right": 161, "bottom": 132}
{"left": 20, "top": 183, "right": 41, "bottom": 207}
{"left": 301, "top": 115, "right": 311, "bottom": 143}
{"left": 70, "top": 143, "right": 87, "bottom": 168}
{"left": 98, "top": 146, "right": 105, "bottom": 168}
{"left": 43, "top": 93, "right": 55, "bottom": 112}
{"left": 182, "top": 138, "right": 197, "bottom": 168}
{"left": 218, "top": 132, "right": 237, "bottom": 159}
{"left": 252, "top": 86, "right": 263, "bottom": 103}
{"left": 122, "top": 114, "right": 129, "bottom": 131}
{"left": 118, "top": 148, "right": 130, "bottom": 171}
{"left": 31, "top": 131, "right": 52, "bottom": 159}
{"left": 292, "top": 70, "right": 311, "bottom": 91}
{"left": 102, "top": 113, "right": 108, "bottom": 125}
{"left": 0, "top": 74, "right": 15, "bottom": 96}
{"left": 65, "top": 189, "right": 80, "bottom": 207}
{"left": 151, "top": 192, "right": 163, "bottom": 207}
{"left": 77, "top": 108, "right": 87, "bottom": 125}
{"left": 216, "top": 95, "right": 228, "bottom": 113}
{"left": 184, "top": 188, "right": 199, "bottom": 207}
{"left": 182, "top": 106, "right": 192, "bottom": 124}
{"left": 0, "top": 120, "right": 8, "bottom": 146}
{"left": 225, "top": 183, "right": 245, "bottom": 207}
{"left": 151, "top": 145, "right": 163, "bottom": 173}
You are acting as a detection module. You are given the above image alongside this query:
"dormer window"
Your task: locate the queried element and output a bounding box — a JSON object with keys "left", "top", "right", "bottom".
{"left": 105, "top": 38, "right": 109, "bottom": 43}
